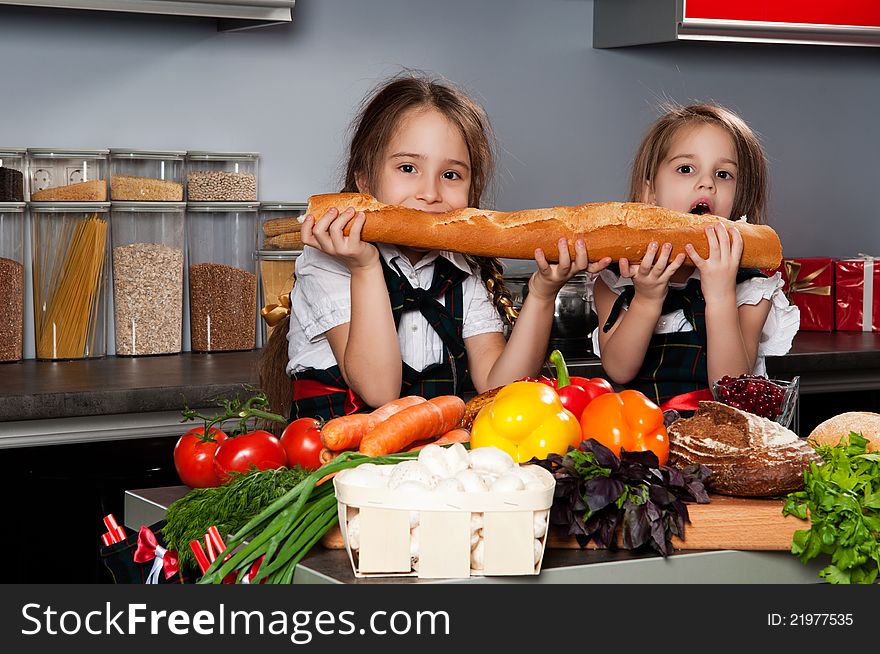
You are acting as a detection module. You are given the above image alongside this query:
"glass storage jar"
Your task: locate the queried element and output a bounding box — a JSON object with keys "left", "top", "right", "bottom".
{"left": 110, "top": 202, "right": 186, "bottom": 356}
{"left": 256, "top": 249, "right": 301, "bottom": 345}
{"left": 187, "top": 202, "right": 259, "bottom": 352}
{"left": 185, "top": 151, "right": 259, "bottom": 202}
{"left": 259, "top": 201, "right": 306, "bottom": 251}
{"left": 0, "top": 148, "right": 26, "bottom": 201}
{"left": 30, "top": 202, "right": 110, "bottom": 360}
{"left": 0, "top": 202, "right": 26, "bottom": 362}
{"left": 109, "top": 150, "right": 185, "bottom": 201}
{"left": 27, "top": 148, "right": 108, "bottom": 202}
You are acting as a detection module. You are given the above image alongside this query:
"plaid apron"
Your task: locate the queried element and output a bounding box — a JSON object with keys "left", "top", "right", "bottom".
{"left": 291, "top": 255, "right": 469, "bottom": 421}
{"left": 602, "top": 269, "right": 767, "bottom": 406}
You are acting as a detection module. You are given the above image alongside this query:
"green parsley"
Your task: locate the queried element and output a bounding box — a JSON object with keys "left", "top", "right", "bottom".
{"left": 783, "top": 432, "right": 880, "bottom": 584}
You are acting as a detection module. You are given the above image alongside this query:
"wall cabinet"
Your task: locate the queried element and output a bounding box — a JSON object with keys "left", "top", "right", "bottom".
{"left": 594, "top": 0, "right": 880, "bottom": 48}
{"left": 0, "top": 0, "right": 295, "bottom": 31}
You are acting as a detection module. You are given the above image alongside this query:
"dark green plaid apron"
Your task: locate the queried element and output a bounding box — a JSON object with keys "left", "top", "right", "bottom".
{"left": 291, "top": 255, "right": 469, "bottom": 421}
{"left": 602, "top": 269, "right": 766, "bottom": 406}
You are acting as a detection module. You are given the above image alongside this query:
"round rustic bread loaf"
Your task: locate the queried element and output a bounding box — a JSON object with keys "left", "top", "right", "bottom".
{"left": 667, "top": 401, "right": 821, "bottom": 497}
{"left": 807, "top": 412, "right": 880, "bottom": 452}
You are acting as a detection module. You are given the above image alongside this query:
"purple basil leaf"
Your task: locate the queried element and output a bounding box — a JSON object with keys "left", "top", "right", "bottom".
{"left": 583, "top": 476, "right": 625, "bottom": 512}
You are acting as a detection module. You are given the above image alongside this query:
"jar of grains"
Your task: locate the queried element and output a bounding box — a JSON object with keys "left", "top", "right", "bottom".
{"left": 185, "top": 151, "right": 259, "bottom": 202}
{"left": 0, "top": 202, "right": 26, "bottom": 362}
{"left": 109, "top": 150, "right": 185, "bottom": 201}
{"left": 256, "top": 201, "right": 306, "bottom": 345}
{"left": 186, "top": 202, "right": 259, "bottom": 352}
{"left": 27, "top": 148, "right": 108, "bottom": 202}
{"left": 110, "top": 202, "right": 186, "bottom": 356}
{"left": 0, "top": 148, "right": 26, "bottom": 201}
{"left": 30, "top": 202, "right": 110, "bottom": 360}
{"left": 256, "top": 249, "right": 302, "bottom": 345}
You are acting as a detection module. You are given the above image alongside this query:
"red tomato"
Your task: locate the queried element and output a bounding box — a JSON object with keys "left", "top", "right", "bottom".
{"left": 279, "top": 418, "right": 323, "bottom": 470}
{"left": 212, "top": 429, "right": 286, "bottom": 483}
{"left": 173, "top": 426, "right": 229, "bottom": 488}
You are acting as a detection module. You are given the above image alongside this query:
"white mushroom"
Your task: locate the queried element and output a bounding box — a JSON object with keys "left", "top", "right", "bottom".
{"left": 490, "top": 473, "right": 525, "bottom": 492}
{"left": 443, "top": 443, "right": 471, "bottom": 475}
{"left": 469, "top": 447, "right": 515, "bottom": 476}
{"left": 455, "top": 469, "right": 487, "bottom": 493}
{"left": 347, "top": 514, "right": 360, "bottom": 551}
{"left": 533, "top": 510, "right": 548, "bottom": 539}
{"left": 409, "top": 511, "right": 420, "bottom": 529}
{"left": 534, "top": 539, "right": 543, "bottom": 566}
{"left": 389, "top": 461, "right": 438, "bottom": 490}
{"left": 470, "top": 513, "right": 483, "bottom": 548}
{"left": 393, "top": 479, "right": 433, "bottom": 494}
{"left": 410, "top": 525, "right": 420, "bottom": 558}
{"left": 337, "top": 465, "right": 388, "bottom": 489}
{"left": 470, "top": 539, "right": 485, "bottom": 570}
{"left": 435, "top": 477, "right": 465, "bottom": 493}
{"left": 418, "top": 444, "right": 452, "bottom": 479}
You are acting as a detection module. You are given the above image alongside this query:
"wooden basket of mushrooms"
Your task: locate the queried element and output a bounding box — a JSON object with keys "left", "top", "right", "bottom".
{"left": 332, "top": 444, "right": 555, "bottom": 579}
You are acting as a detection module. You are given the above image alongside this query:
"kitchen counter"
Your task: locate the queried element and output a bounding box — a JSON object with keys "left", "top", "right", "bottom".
{"left": 3, "top": 332, "right": 880, "bottom": 423}
{"left": 124, "top": 485, "right": 825, "bottom": 584}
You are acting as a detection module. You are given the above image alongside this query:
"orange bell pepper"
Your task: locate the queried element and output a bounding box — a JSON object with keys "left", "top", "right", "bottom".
{"left": 578, "top": 389, "right": 669, "bottom": 465}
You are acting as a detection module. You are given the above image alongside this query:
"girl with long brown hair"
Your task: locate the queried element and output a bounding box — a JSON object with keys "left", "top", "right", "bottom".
{"left": 589, "top": 102, "right": 799, "bottom": 412}
{"left": 261, "top": 72, "right": 611, "bottom": 421}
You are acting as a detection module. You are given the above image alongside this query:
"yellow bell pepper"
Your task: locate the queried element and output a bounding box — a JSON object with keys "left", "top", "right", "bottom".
{"left": 470, "top": 381, "right": 582, "bottom": 462}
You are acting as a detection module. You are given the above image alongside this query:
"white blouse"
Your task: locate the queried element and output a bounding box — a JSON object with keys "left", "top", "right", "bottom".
{"left": 586, "top": 269, "right": 800, "bottom": 377}
{"left": 286, "top": 244, "right": 505, "bottom": 376}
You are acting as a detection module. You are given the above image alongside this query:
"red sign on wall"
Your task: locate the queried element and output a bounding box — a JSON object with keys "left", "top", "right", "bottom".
{"left": 684, "top": 1, "right": 880, "bottom": 28}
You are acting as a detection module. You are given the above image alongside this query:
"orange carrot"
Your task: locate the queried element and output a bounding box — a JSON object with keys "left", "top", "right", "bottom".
{"left": 405, "top": 428, "right": 470, "bottom": 452}
{"left": 320, "top": 396, "right": 427, "bottom": 451}
{"left": 359, "top": 395, "right": 466, "bottom": 457}
{"left": 320, "top": 414, "right": 373, "bottom": 451}
{"left": 319, "top": 448, "right": 340, "bottom": 465}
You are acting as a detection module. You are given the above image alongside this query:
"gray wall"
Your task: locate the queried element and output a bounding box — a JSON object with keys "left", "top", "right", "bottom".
{"left": 1, "top": 0, "right": 878, "bottom": 357}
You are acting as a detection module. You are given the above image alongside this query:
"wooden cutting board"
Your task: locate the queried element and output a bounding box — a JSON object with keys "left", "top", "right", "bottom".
{"left": 321, "top": 495, "right": 806, "bottom": 552}
{"left": 548, "top": 495, "right": 805, "bottom": 551}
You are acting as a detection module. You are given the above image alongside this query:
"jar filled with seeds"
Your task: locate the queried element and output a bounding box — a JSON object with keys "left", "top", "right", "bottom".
{"left": 0, "top": 202, "right": 26, "bottom": 362}
{"left": 185, "top": 151, "right": 259, "bottom": 202}
{"left": 0, "top": 148, "right": 26, "bottom": 201}
{"left": 109, "top": 150, "right": 185, "bottom": 201}
{"left": 27, "top": 148, "right": 108, "bottom": 202}
{"left": 30, "top": 202, "right": 110, "bottom": 360}
{"left": 111, "top": 202, "right": 186, "bottom": 356}
{"left": 187, "top": 202, "right": 259, "bottom": 352}
{"left": 256, "top": 249, "right": 302, "bottom": 345}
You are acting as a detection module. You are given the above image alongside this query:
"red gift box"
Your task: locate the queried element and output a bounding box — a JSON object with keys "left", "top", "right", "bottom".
{"left": 835, "top": 257, "right": 879, "bottom": 332}
{"left": 767, "top": 257, "right": 835, "bottom": 331}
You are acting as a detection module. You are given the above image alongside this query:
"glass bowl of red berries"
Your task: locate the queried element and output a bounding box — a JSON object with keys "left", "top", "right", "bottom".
{"left": 712, "top": 374, "right": 800, "bottom": 428}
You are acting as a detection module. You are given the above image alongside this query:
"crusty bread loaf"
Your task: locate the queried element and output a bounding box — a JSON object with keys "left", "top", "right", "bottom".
{"left": 808, "top": 412, "right": 880, "bottom": 452}
{"left": 458, "top": 386, "right": 504, "bottom": 430}
{"left": 305, "top": 192, "right": 783, "bottom": 268}
{"left": 668, "top": 401, "right": 821, "bottom": 497}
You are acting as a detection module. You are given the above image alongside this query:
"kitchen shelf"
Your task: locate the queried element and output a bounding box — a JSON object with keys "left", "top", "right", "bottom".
{"left": 0, "top": 0, "right": 295, "bottom": 31}
{"left": 594, "top": 0, "right": 880, "bottom": 49}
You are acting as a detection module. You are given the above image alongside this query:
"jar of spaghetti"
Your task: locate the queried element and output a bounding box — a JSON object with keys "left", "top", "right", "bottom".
{"left": 109, "top": 149, "right": 185, "bottom": 201}
{"left": 185, "top": 151, "right": 259, "bottom": 201}
{"left": 110, "top": 202, "right": 186, "bottom": 356}
{"left": 0, "top": 148, "right": 26, "bottom": 201}
{"left": 27, "top": 149, "right": 108, "bottom": 202}
{"left": 186, "top": 202, "right": 259, "bottom": 352}
{"left": 0, "top": 202, "right": 26, "bottom": 362}
{"left": 30, "top": 202, "right": 110, "bottom": 360}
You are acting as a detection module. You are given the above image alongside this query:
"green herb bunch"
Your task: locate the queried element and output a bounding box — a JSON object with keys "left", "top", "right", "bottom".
{"left": 532, "top": 439, "right": 711, "bottom": 556}
{"left": 783, "top": 432, "right": 880, "bottom": 584}
{"left": 164, "top": 466, "right": 311, "bottom": 571}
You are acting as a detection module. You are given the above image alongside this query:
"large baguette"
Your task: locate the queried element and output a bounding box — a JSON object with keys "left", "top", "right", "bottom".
{"left": 305, "top": 192, "right": 783, "bottom": 268}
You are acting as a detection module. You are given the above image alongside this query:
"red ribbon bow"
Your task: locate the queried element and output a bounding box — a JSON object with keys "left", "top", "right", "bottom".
{"left": 133, "top": 525, "right": 180, "bottom": 583}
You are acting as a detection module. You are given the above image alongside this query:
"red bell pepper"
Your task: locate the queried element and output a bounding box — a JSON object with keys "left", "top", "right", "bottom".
{"left": 525, "top": 350, "right": 613, "bottom": 420}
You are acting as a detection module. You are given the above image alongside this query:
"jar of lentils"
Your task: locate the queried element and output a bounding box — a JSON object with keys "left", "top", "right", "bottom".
{"left": 186, "top": 202, "right": 259, "bottom": 352}
{"left": 0, "top": 202, "right": 25, "bottom": 361}
{"left": 185, "top": 151, "right": 259, "bottom": 201}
